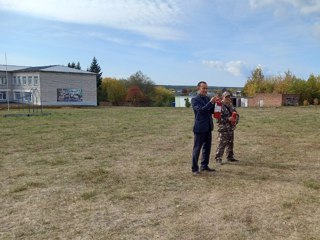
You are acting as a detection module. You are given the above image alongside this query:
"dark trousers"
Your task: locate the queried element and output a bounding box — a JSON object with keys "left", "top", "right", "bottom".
{"left": 192, "top": 131, "right": 212, "bottom": 172}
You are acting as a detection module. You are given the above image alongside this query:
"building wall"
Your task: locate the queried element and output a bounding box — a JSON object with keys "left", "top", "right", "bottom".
{"left": 248, "top": 93, "right": 282, "bottom": 107}
{"left": 247, "top": 93, "right": 300, "bottom": 107}
{"left": 10, "top": 72, "right": 41, "bottom": 104}
{"left": 39, "top": 72, "right": 97, "bottom": 106}
{"left": 175, "top": 96, "right": 193, "bottom": 107}
{"left": 0, "top": 65, "right": 98, "bottom": 106}
{"left": 0, "top": 72, "right": 9, "bottom": 101}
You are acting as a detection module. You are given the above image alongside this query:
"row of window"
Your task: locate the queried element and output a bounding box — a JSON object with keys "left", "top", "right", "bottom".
{"left": 12, "top": 76, "right": 39, "bottom": 86}
{"left": 0, "top": 91, "right": 36, "bottom": 102}
{"left": 14, "top": 92, "right": 32, "bottom": 102}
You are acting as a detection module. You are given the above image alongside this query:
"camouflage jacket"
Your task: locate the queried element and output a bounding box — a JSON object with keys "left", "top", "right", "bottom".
{"left": 216, "top": 102, "right": 239, "bottom": 132}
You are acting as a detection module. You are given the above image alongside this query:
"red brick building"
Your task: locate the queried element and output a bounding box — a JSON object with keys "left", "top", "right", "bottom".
{"left": 247, "top": 93, "right": 300, "bottom": 107}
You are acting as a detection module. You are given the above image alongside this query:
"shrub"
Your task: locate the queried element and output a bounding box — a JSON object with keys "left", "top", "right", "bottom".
{"left": 185, "top": 98, "right": 191, "bottom": 108}
{"left": 303, "top": 100, "right": 309, "bottom": 106}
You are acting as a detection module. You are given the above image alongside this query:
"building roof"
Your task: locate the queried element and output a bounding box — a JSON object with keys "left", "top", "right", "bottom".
{"left": 0, "top": 64, "right": 96, "bottom": 75}
{"left": 0, "top": 65, "right": 28, "bottom": 71}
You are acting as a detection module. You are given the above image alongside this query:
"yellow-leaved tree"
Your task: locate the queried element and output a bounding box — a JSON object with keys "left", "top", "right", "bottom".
{"left": 101, "top": 78, "right": 127, "bottom": 105}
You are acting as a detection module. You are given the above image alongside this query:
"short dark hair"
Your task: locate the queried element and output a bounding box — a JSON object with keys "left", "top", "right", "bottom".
{"left": 197, "top": 81, "right": 207, "bottom": 87}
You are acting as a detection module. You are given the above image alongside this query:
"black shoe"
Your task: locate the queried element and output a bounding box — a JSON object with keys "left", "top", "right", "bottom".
{"left": 227, "top": 158, "right": 239, "bottom": 162}
{"left": 200, "top": 167, "right": 216, "bottom": 172}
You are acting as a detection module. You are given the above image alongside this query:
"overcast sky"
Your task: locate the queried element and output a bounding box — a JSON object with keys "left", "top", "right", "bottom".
{"left": 1, "top": 0, "right": 320, "bottom": 87}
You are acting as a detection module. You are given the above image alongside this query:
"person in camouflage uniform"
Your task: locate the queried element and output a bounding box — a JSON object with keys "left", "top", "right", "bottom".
{"left": 215, "top": 91, "right": 239, "bottom": 165}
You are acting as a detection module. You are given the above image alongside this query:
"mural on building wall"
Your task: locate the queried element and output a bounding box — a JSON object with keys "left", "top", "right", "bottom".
{"left": 285, "top": 96, "right": 299, "bottom": 106}
{"left": 57, "top": 88, "right": 83, "bottom": 102}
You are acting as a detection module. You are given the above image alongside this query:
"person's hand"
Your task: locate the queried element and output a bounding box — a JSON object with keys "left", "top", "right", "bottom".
{"left": 210, "top": 96, "right": 219, "bottom": 103}
{"left": 229, "top": 117, "right": 236, "bottom": 125}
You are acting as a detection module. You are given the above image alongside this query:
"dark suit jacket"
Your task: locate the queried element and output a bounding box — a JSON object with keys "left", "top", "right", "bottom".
{"left": 191, "top": 94, "right": 215, "bottom": 133}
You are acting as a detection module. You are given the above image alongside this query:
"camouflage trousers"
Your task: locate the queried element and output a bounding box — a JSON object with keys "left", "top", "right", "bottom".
{"left": 215, "top": 130, "right": 234, "bottom": 161}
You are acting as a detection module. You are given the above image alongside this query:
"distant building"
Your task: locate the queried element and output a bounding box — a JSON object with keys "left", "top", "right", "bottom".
{"left": 0, "top": 65, "right": 97, "bottom": 106}
{"left": 174, "top": 96, "right": 194, "bottom": 107}
{"left": 174, "top": 90, "right": 244, "bottom": 108}
{"left": 247, "top": 93, "right": 300, "bottom": 107}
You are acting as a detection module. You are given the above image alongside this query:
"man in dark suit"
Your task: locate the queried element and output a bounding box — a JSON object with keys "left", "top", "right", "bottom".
{"left": 191, "top": 81, "right": 219, "bottom": 175}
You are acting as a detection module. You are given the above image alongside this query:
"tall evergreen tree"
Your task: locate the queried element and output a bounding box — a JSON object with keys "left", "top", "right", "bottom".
{"left": 87, "top": 57, "right": 103, "bottom": 88}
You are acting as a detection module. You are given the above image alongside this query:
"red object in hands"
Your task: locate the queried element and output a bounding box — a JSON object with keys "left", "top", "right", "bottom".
{"left": 213, "top": 100, "right": 222, "bottom": 119}
{"left": 231, "top": 112, "right": 237, "bottom": 125}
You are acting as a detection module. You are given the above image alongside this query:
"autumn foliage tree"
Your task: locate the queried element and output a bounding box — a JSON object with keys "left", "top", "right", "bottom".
{"left": 243, "top": 66, "right": 320, "bottom": 105}
{"left": 126, "top": 86, "right": 144, "bottom": 106}
{"left": 101, "top": 77, "right": 126, "bottom": 104}
{"left": 152, "top": 86, "right": 174, "bottom": 106}
{"left": 274, "top": 70, "right": 295, "bottom": 94}
{"left": 125, "top": 71, "right": 155, "bottom": 103}
{"left": 243, "top": 67, "right": 265, "bottom": 97}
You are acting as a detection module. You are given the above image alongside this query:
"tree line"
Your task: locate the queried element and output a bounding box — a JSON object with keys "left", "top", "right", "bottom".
{"left": 243, "top": 67, "right": 320, "bottom": 105}
{"left": 69, "top": 58, "right": 320, "bottom": 106}
{"left": 68, "top": 58, "right": 174, "bottom": 106}
{"left": 101, "top": 71, "right": 174, "bottom": 106}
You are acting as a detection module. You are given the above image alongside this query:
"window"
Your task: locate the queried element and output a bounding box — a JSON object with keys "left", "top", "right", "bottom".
{"left": 34, "top": 76, "right": 39, "bottom": 85}
{"left": 22, "top": 76, "right": 27, "bottom": 85}
{"left": 0, "top": 91, "right": 7, "bottom": 100}
{"left": 14, "top": 92, "right": 21, "bottom": 101}
{"left": 17, "top": 76, "right": 21, "bottom": 85}
{"left": 28, "top": 76, "right": 32, "bottom": 85}
{"left": 0, "top": 77, "right": 7, "bottom": 85}
{"left": 24, "top": 92, "right": 31, "bottom": 102}
{"left": 13, "top": 76, "right": 16, "bottom": 85}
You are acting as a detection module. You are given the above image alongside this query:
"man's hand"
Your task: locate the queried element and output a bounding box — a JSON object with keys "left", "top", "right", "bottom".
{"left": 210, "top": 96, "right": 219, "bottom": 103}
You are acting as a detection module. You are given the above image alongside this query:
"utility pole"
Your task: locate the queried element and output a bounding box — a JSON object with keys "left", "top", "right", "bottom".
{"left": 5, "top": 53, "right": 9, "bottom": 111}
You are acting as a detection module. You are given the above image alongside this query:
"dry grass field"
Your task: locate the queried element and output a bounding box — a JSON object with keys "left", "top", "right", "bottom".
{"left": 1, "top": 106, "right": 320, "bottom": 240}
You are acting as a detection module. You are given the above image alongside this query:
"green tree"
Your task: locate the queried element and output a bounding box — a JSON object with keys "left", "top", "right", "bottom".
{"left": 101, "top": 78, "right": 126, "bottom": 104}
{"left": 274, "top": 70, "right": 295, "bottom": 94}
{"left": 152, "top": 86, "right": 175, "bottom": 106}
{"left": 75, "top": 62, "right": 81, "bottom": 70}
{"left": 68, "top": 61, "right": 81, "bottom": 70}
{"left": 262, "top": 77, "right": 276, "bottom": 93}
{"left": 306, "top": 74, "right": 320, "bottom": 103}
{"left": 288, "top": 78, "right": 308, "bottom": 104}
{"left": 68, "top": 62, "right": 75, "bottom": 68}
{"left": 87, "top": 57, "right": 103, "bottom": 89}
{"left": 243, "top": 67, "right": 264, "bottom": 97}
{"left": 87, "top": 57, "right": 103, "bottom": 104}
{"left": 184, "top": 98, "right": 191, "bottom": 108}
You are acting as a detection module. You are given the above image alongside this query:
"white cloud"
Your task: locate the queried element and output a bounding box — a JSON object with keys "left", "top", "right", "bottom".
{"left": 202, "top": 60, "right": 248, "bottom": 77}
{"left": 87, "top": 32, "right": 130, "bottom": 45}
{"left": 249, "top": 0, "right": 320, "bottom": 14}
{"left": 0, "top": 0, "right": 188, "bottom": 40}
{"left": 136, "top": 42, "right": 164, "bottom": 51}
